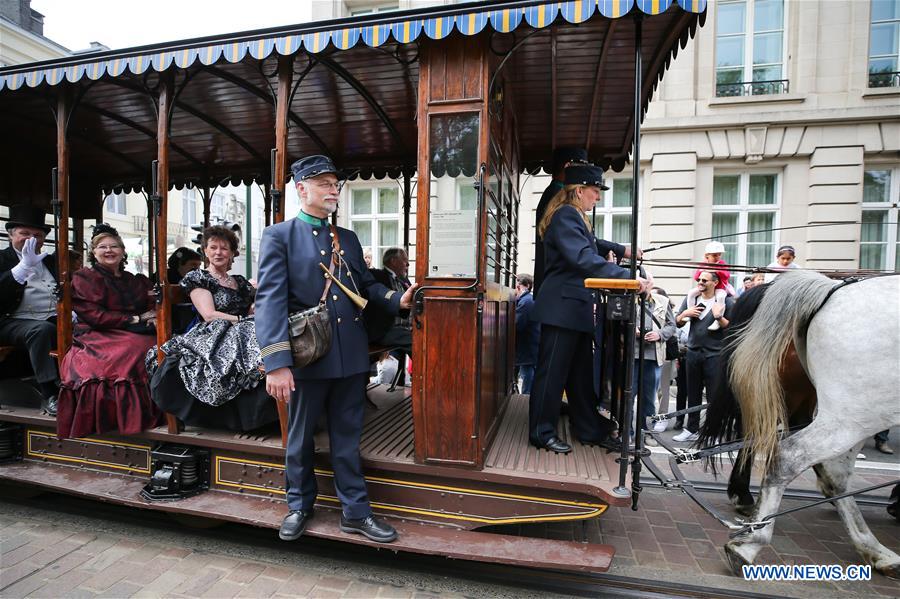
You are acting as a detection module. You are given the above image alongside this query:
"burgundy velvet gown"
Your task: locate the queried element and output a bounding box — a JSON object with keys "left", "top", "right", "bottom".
{"left": 57, "top": 264, "right": 163, "bottom": 438}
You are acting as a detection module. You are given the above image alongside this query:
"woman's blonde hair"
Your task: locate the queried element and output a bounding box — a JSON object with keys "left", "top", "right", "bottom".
{"left": 537, "top": 184, "right": 593, "bottom": 239}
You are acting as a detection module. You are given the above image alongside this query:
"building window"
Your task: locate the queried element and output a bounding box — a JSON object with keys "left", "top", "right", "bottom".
{"left": 211, "top": 192, "right": 226, "bottom": 221}
{"left": 860, "top": 168, "right": 900, "bottom": 270}
{"left": 349, "top": 186, "right": 401, "bottom": 268}
{"left": 591, "top": 178, "right": 635, "bottom": 246}
{"left": 711, "top": 173, "right": 779, "bottom": 287}
{"left": 715, "top": 0, "right": 787, "bottom": 97}
{"left": 347, "top": 1, "right": 398, "bottom": 16}
{"left": 104, "top": 192, "right": 127, "bottom": 215}
{"left": 182, "top": 187, "right": 198, "bottom": 225}
{"left": 869, "top": 0, "right": 900, "bottom": 87}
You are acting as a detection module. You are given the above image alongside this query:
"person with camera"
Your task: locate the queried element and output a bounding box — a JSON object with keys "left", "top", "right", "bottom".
{"left": 674, "top": 270, "right": 734, "bottom": 443}
{"left": 255, "top": 155, "right": 417, "bottom": 545}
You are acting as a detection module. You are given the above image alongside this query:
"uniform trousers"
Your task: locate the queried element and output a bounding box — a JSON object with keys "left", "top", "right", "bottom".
{"left": 285, "top": 372, "right": 371, "bottom": 520}
{"left": 529, "top": 324, "right": 613, "bottom": 445}
{"left": 0, "top": 317, "right": 58, "bottom": 385}
{"left": 684, "top": 350, "right": 721, "bottom": 433}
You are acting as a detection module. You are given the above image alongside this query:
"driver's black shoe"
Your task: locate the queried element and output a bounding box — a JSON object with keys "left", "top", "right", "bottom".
{"left": 278, "top": 509, "right": 313, "bottom": 541}
{"left": 340, "top": 514, "right": 398, "bottom": 543}
{"left": 531, "top": 436, "right": 572, "bottom": 454}
{"left": 41, "top": 395, "right": 57, "bottom": 417}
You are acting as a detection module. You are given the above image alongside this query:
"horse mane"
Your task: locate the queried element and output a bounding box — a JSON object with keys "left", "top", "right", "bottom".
{"left": 698, "top": 283, "right": 769, "bottom": 475}
{"left": 729, "top": 270, "right": 837, "bottom": 472}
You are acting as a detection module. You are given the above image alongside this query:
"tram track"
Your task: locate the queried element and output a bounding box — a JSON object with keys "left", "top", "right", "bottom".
{"left": 3, "top": 489, "right": 791, "bottom": 599}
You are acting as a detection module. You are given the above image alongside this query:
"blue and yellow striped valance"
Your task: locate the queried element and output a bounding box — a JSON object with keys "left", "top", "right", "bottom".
{"left": 0, "top": 0, "right": 705, "bottom": 91}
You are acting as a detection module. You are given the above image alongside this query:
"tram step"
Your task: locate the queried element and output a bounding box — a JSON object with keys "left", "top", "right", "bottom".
{"left": 0, "top": 459, "right": 616, "bottom": 573}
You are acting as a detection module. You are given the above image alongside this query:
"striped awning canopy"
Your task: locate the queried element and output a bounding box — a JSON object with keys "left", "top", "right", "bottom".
{"left": 0, "top": 0, "right": 706, "bottom": 214}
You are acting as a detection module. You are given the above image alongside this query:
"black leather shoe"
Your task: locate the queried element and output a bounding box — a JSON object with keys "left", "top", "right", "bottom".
{"left": 579, "top": 436, "right": 620, "bottom": 452}
{"left": 41, "top": 395, "right": 57, "bottom": 417}
{"left": 533, "top": 436, "right": 572, "bottom": 454}
{"left": 340, "top": 514, "right": 397, "bottom": 543}
{"left": 278, "top": 509, "right": 313, "bottom": 541}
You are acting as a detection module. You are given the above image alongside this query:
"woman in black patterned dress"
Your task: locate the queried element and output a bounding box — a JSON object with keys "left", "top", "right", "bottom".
{"left": 147, "top": 226, "right": 277, "bottom": 431}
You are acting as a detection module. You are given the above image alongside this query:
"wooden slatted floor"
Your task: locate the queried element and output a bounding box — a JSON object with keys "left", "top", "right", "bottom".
{"left": 354, "top": 390, "right": 621, "bottom": 500}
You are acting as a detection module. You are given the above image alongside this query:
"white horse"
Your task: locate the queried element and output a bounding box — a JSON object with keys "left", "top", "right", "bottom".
{"left": 724, "top": 270, "right": 900, "bottom": 578}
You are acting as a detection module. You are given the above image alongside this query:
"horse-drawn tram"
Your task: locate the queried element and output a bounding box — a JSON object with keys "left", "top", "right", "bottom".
{"left": 14, "top": 0, "right": 894, "bottom": 580}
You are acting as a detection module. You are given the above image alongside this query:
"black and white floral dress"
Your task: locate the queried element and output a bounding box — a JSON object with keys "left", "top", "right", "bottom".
{"left": 146, "top": 269, "right": 277, "bottom": 431}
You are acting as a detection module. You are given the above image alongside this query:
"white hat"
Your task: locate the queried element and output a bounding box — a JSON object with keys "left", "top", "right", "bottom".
{"left": 704, "top": 241, "right": 725, "bottom": 254}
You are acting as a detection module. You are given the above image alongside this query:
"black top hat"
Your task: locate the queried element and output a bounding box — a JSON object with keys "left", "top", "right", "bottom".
{"left": 563, "top": 164, "right": 609, "bottom": 190}
{"left": 5, "top": 204, "right": 51, "bottom": 234}
{"left": 552, "top": 147, "right": 588, "bottom": 172}
{"left": 290, "top": 155, "right": 345, "bottom": 181}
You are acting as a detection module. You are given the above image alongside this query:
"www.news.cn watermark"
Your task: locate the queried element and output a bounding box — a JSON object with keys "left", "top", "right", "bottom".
{"left": 742, "top": 564, "right": 872, "bottom": 581}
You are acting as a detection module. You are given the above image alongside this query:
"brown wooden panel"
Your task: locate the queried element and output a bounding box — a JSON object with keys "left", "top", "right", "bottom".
{"left": 423, "top": 35, "right": 485, "bottom": 104}
{"left": 415, "top": 297, "right": 478, "bottom": 466}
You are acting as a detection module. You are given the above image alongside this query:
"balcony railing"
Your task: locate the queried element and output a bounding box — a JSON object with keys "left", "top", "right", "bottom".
{"left": 868, "top": 71, "right": 900, "bottom": 88}
{"left": 716, "top": 79, "right": 790, "bottom": 98}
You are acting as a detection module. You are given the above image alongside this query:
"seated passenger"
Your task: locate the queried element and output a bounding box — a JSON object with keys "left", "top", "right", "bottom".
{"left": 57, "top": 224, "right": 162, "bottom": 438}
{"left": 0, "top": 205, "right": 59, "bottom": 416}
{"left": 364, "top": 247, "right": 412, "bottom": 385}
{"left": 167, "top": 246, "right": 202, "bottom": 284}
{"left": 146, "top": 226, "right": 276, "bottom": 431}
{"left": 365, "top": 247, "right": 412, "bottom": 355}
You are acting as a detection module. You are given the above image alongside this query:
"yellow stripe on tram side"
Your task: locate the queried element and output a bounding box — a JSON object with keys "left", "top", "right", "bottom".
{"left": 315, "top": 495, "right": 607, "bottom": 525}
{"left": 214, "top": 456, "right": 606, "bottom": 509}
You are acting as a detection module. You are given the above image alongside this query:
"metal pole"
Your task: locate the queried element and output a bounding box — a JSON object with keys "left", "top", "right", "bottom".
{"left": 245, "top": 184, "right": 252, "bottom": 279}
{"left": 615, "top": 14, "right": 643, "bottom": 498}
{"left": 402, "top": 171, "right": 411, "bottom": 252}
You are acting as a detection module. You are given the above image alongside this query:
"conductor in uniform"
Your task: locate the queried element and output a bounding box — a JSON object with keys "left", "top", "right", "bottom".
{"left": 255, "top": 155, "right": 416, "bottom": 544}
{"left": 529, "top": 163, "right": 650, "bottom": 454}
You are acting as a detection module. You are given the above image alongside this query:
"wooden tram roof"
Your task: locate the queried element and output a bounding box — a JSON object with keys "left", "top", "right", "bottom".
{"left": 0, "top": 0, "right": 706, "bottom": 217}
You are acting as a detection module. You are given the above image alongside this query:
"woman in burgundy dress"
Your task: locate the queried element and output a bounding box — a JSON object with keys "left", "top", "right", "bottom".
{"left": 57, "top": 224, "right": 163, "bottom": 438}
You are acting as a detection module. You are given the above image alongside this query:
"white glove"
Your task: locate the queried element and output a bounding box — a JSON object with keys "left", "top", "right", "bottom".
{"left": 11, "top": 237, "right": 49, "bottom": 283}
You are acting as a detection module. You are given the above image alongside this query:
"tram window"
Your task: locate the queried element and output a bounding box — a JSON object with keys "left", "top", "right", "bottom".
{"left": 427, "top": 112, "right": 480, "bottom": 278}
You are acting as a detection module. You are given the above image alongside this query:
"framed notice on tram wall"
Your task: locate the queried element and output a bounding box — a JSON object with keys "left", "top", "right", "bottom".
{"left": 429, "top": 210, "right": 477, "bottom": 277}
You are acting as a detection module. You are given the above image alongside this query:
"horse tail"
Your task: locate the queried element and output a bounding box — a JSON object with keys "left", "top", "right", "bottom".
{"left": 698, "top": 283, "right": 769, "bottom": 475}
{"left": 731, "top": 270, "right": 837, "bottom": 472}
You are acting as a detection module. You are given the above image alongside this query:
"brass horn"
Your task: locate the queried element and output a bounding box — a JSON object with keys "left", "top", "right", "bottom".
{"left": 319, "top": 263, "right": 368, "bottom": 310}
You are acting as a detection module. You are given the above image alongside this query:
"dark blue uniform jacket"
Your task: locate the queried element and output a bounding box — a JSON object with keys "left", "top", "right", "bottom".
{"left": 515, "top": 290, "right": 539, "bottom": 366}
{"left": 532, "top": 205, "right": 630, "bottom": 333}
{"left": 255, "top": 218, "right": 401, "bottom": 379}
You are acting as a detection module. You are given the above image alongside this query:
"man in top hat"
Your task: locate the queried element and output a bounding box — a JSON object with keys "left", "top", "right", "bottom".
{"left": 0, "top": 205, "right": 59, "bottom": 415}
{"left": 255, "top": 155, "right": 417, "bottom": 544}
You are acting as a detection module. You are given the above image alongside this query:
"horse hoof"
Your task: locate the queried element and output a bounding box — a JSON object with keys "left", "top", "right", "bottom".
{"left": 725, "top": 543, "right": 752, "bottom": 577}
{"left": 876, "top": 562, "right": 900, "bottom": 579}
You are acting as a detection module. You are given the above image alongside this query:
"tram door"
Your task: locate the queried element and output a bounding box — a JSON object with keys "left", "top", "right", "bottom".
{"left": 412, "top": 36, "right": 518, "bottom": 469}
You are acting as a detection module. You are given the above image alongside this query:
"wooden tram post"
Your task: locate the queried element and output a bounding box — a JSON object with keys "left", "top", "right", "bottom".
{"left": 271, "top": 53, "right": 293, "bottom": 448}
{"left": 153, "top": 72, "right": 179, "bottom": 435}
{"left": 272, "top": 54, "right": 292, "bottom": 226}
{"left": 412, "top": 35, "right": 518, "bottom": 468}
{"left": 54, "top": 91, "right": 73, "bottom": 369}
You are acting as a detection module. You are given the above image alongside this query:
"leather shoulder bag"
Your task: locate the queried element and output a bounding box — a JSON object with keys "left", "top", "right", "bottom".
{"left": 287, "top": 225, "right": 340, "bottom": 368}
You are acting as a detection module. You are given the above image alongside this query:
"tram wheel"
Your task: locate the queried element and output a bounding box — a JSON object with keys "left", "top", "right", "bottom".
{"left": 166, "top": 512, "right": 224, "bottom": 529}
{"left": 0, "top": 482, "right": 44, "bottom": 501}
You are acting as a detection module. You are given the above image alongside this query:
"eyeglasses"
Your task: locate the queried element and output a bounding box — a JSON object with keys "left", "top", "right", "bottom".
{"left": 96, "top": 244, "right": 122, "bottom": 251}
{"left": 698, "top": 278, "right": 712, "bottom": 283}
{"left": 311, "top": 180, "right": 344, "bottom": 193}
